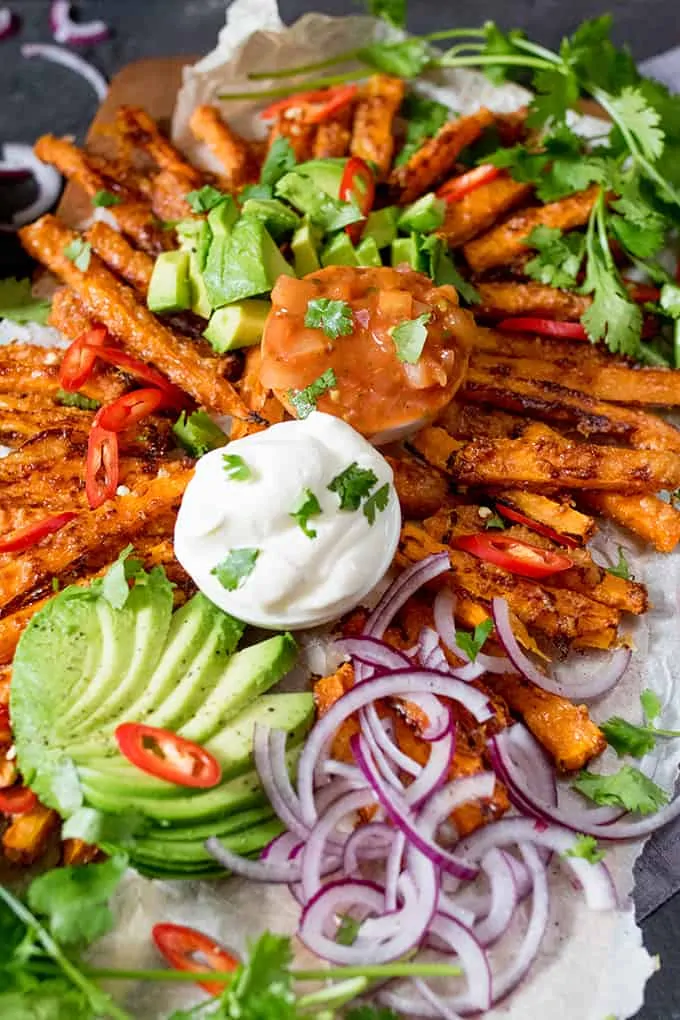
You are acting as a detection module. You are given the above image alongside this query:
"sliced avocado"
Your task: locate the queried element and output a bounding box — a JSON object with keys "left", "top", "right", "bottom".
{"left": 240, "top": 198, "right": 301, "bottom": 240}
{"left": 295, "top": 157, "right": 346, "bottom": 199}
{"left": 130, "top": 818, "right": 284, "bottom": 867}
{"left": 363, "top": 206, "right": 399, "bottom": 249}
{"left": 391, "top": 234, "right": 423, "bottom": 271}
{"left": 204, "top": 692, "right": 314, "bottom": 779}
{"left": 147, "top": 250, "right": 191, "bottom": 314}
{"left": 179, "top": 633, "right": 298, "bottom": 745}
{"left": 397, "top": 192, "right": 446, "bottom": 234}
{"left": 275, "top": 172, "right": 362, "bottom": 233}
{"left": 355, "top": 235, "right": 383, "bottom": 268}
{"left": 188, "top": 251, "right": 213, "bottom": 319}
{"left": 204, "top": 216, "right": 294, "bottom": 308}
{"left": 143, "top": 804, "right": 276, "bottom": 844}
{"left": 291, "top": 221, "right": 322, "bottom": 277}
{"left": 203, "top": 299, "right": 271, "bottom": 353}
{"left": 321, "top": 232, "right": 359, "bottom": 268}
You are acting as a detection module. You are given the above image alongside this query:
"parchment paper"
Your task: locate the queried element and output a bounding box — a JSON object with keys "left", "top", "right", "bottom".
{"left": 21, "top": 4, "right": 680, "bottom": 1016}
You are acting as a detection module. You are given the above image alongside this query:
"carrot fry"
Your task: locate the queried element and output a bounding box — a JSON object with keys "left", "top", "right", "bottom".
{"left": 189, "top": 104, "right": 258, "bottom": 189}
{"left": 437, "top": 175, "right": 532, "bottom": 247}
{"left": 350, "top": 74, "right": 405, "bottom": 180}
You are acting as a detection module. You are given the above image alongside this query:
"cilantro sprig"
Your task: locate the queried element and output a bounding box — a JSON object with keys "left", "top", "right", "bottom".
{"left": 173, "top": 411, "right": 228, "bottom": 458}
{"left": 563, "top": 833, "right": 606, "bottom": 865}
{"left": 0, "top": 277, "right": 51, "bottom": 324}
{"left": 391, "top": 312, "right": 431, "bottom": 363}
{"left": 455, "top": 618, "right": 493, "bottom": 661}
{"left": 573, "top": 764, "right": 668, "bottom": 815}
{"left": 288, "top": 368, "right": 337, "bottom": 419}
{"left": 601, "top": 688, "right": 680, "bottom": 758}
{"left": 186, "top": 185, "right": 228, "bottom": 213}
{"left": 223, "top": 453, "right": 253, "bottom": 481}
{"left": 328, "top": 463, "right": 379, "bottom": 511}
{"left": 305, "top": 298, "right": 354, "bottom": 340}
{"left": 211, "top": 547, "right": 260, "bottom": 591}
{"left": 63, "top": 238, "right": 92, "bottom": 272}
{"left": 290, "top": 488, "right": 323, "bottom": 538}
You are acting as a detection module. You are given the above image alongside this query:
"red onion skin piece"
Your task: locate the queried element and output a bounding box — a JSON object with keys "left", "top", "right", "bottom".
{"left": 0, "top": 8, "right": 17, "bottom": 40}
{"left": 50, "top": 1, "right": 110, "bottom": 46}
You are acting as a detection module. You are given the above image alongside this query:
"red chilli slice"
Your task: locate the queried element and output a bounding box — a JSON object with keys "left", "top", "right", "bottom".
{"left": 496, "top": 317, "right": 589, "bottom": 341}
{"left": 115, "top": 723, "right": 222, "bottom": 789}
{"left": 84, "top": 345, "right": 188, "bottom": 408}
{"left": 152, "top": 923, "right": 239, "bottom": 995}
{"left": 494, "top": 505, "right": 580, "bottom": 549}
{"left": 437, "top": 165, "right": 501, "bottom": 203}
{"left": 0, "top": 785, "right": 38, "bottom": 815}
{"left": 0, "top": 512, "right": 77, "bottom": 554}
{"left": 85, "top": 421, "right": 119, "bottom": 509}
{"left": 96, "top": 388, "right": 166, "bottom": 433}
{"left": 339, "top": 155, "right": 376, "bottom": 245}
{"left": 259, "top": 83, "right": 358, "bottom": 124}
{"left": 453, "top": 533, "right": 574, "bottom": 579}
{"left": 58, "top": 325, "right": 108, "bottom": 391}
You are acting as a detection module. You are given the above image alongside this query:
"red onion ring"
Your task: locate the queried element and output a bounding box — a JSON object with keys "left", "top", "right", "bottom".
{"left": 364, "top": 552, "right": 451, "bottom": 645}
{"left": 22, "top": 43, "right": 108, "bottom": 101}
{"left": 342, "top": 822, "right": 395, "bottom": 875}
{"left": 50, "top": 2, "right": 110, "bottom": 46}
{"left": 473, "top": 848, "right": 518, "bottom": 947}
{"left": 404, "top": 720, "right": 456, "bottom": 808}
{"left": 434, "top": 589, "right": 510, "bottom": 676}
{"left": 253, "top": 724, "right": 309, "bottom": 841}
{"left": 0, "top": 143, "right": 62, "bottom": 231}
{"left": 301, "top": 788, "right": 376, "bottom": 902}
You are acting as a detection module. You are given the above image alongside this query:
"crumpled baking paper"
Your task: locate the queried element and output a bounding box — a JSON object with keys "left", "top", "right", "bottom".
{"left": 19, "top": 3, "right": 680, "bottom": 1016}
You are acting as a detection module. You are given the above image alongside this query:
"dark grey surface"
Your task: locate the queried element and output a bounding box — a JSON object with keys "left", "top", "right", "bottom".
{"left": 3, "top": 2, "right": 680, "bottom": 1018}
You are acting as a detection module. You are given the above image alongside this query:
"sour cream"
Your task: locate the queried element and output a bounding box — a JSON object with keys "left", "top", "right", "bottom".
{"left": 174, "top": 412, "right": 401, "bottom": 630}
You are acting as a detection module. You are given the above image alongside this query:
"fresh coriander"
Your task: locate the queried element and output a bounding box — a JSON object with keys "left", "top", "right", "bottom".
{"left": 573, "top": 764, "right": 668, "bottom": 815}
{"left": 173, "top": 410, "right": 228, "bottom": 457}
{"left": 260, "top": 136, "right": 297, "bottom": 188}
{"left": 454, "top": 618, "right": 493, "bottom": 662}
{"left": 641, "top": 688, "right": 662, "bottom": 723}
{"left": 336, "top": 914, "right": 362, "bottom": 946}
{"left": 563, "top": 833, "right": 606, "bottom": 865}
{"left": 304, "top": 297, "right": 354, "bottom": 339}
{"left": 288, "top": 367, "right": 337, "bottom": 418}
{"left": 63, "top": 238, "right": 92, "bottom": 272}
{"left": 328, "top": 462, "right": 378, "bottom": 511}
{"left": 211, "top": 547, "right": 260, "bottom": 591}
{"left": 363, "top": 482, "right": 390, "bottom": 525}
{"left": 524, "top": 225, "right": 586, "bottom": 290}
{"left": 606, "top": 545, "right": 631, "bottom": 580}
{"left": 391, "top": 312, "right": 431, "bottom": 363}
{"left": 56, "top": 389, "right": 101, "bottom": 411}
{"left": 28, "top": 854, "right": 128, "bottom": 949}
{"left": 0, "top": 277, "right": 51, "bottom": 325}
{"left": 222, "top": 453, "right": 253, "bottom": 481}
{"left": 98, "top": 546, "right": 144, "bottom": 611}
{"left": 185, "top": 185, "right": 227, "bottom": 213}
{"left": 600, "top": 717, "right": 657, "bottom": 758}
{"left": 484, "top": 512, "right": 507, "bottom": 531}
{"left": 396, "top": 92, "right": 449, "bottom": 165}
{"left": 364, "top": 0, "right": 406, "bottom": 28}
{"left": 433, "top": 251, "right": 481, "bottom": 304}
{"left": 290, "top": 488, "right": 323, "bottom": 539}
{"left": 92, "top": 189, "right": 121, "bottom": 208}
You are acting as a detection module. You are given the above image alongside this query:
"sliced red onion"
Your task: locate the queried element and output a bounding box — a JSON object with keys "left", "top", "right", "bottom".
{"left": 360, "top": 868, "right": 420, "bottom": 940}
{"left": 549, "top": 646, "right": 633, "bottom": 701}
{"left": 384, "top": 831, "right": 406, "bottom": 912}
{"left": 473, "top": 848, "right": 518, "bottom": 947}
{"left": 457, "top": 817, "right": 618, "bottom": 911}
{"left": 413, "top": 979, "right": 464, "bottom": 1020}
{"left": 353, "top": 734, "right": 485, "bottom": 881}
{"left": 342, "top": 822, "right": 394, "bottom": 875}
{"left": 261, "top": 831, "right": 301, "bottom": 863}
{"left": 0, "top": 143, "right": 62, "bottom": 231}
{"left": 364, "top": 553, "right": 451, "bottom": 642}
{"left": 297, "top": 669, "right": 492, "bottom": 826}
{"left": 334, "top": 636, "right": 412, "bottom": 672}
{"left": 22, "top": 43, "right": 108, "bottom": 101}
{"left": 50, "top": 2, "right": 110, "bottom": 45}
{"left": 301, "top": 788, "right": 376, "bottom": 903}
{"left": 403, "top": 722, "right": 455, "bottom": 808}
{"left": 205, "top": 836, "right": 306, "bottom": 883}
{"left": 490, "top": 843, "right": 549, "bottom": 1003}
{"left": 0, "top": 7, "right": 16, "bottom": 40}
{"left": 505, "top": 723, "right": 557, "bottom": 806}
{"left": 253, "top": 725, "right": 309, "bottom": 841}
{"left": 437, "top": 889, "right": 477, "bottom": 929}
{"left": 360, "top": 709, "right": 413, "bottom": 786}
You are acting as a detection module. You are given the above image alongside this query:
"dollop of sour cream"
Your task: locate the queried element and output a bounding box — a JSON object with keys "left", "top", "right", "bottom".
{"left": 174, "top": 412, "right": 401, "bottom": 630}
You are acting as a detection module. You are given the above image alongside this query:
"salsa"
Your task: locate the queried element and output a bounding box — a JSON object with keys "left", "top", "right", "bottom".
{"left": 260, "top": 265, "right": 477, "bottom": 439}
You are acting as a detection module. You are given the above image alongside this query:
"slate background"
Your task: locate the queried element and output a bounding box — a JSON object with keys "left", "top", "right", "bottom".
{"left": 2, "top": 2, "right": 680, "bottom": 1017}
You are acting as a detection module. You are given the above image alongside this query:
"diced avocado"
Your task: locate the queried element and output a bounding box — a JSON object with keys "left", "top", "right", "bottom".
{"left": 240, "top": 198, "right": 301, "bottom": 240}
{"left": 179, "top": 633, "right": 298, "bottom": 744}
{"left": 147, "top": 250, "right": 191, "bottom": 314}
{"left": 321, "top": 232, "right": 359, "bottom": 268}
{"left": 295, "top": 157, "right": 346, "bottom": 199}
{"left": 355, "top": 235, "right": 383, "bottom": 268}
{"left": 188, "top": 252, "right": 213, "bottom": 319}
{"left": 275, "top": 172, "right": 362, "bottom": 233}
{"left": 203, "top": 299, "right": 271, "bottom": 353}
{"left": 207, "top": 195, "right": 239, "bottom": 238}
{"left": 204, "top": 216, "right": 294, "bottom": 308}
{"left": 391, "top": 234, "right": 422, "bottom": 271}
{"left": 397, "top": 192, "right": 446, "bottom": 234}
{"left": 291, "top": 221, "right": 322, "bottom": 277}
{"left": 363, "top": 206, "right": 399, "bottom": 249}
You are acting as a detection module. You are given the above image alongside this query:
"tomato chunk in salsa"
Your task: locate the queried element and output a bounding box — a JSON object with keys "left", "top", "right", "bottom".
{"left": 261, "top": 266, "right": 477, "bottom": 439}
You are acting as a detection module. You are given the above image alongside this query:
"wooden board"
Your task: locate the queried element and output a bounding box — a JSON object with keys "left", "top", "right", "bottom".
{"left": 58, "top": 56, "right": 193, "bottom": 227}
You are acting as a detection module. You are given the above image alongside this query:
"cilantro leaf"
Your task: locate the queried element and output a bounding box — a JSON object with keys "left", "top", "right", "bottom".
{"left": 527, "top": 65, "right": 579, "bottom": 129}
{"left": 391, "top": 312, "right": 431, "bottom": 363}
{"left": 396, "top": 92, "right": 450, "bottom": 166}
{"left": 260, "top": 136, "right": 297, "bottom": 189}
{"left": 214, "top": 932, "right": 297, "bottom": 1020}
{"left": 288, "top": 368, "right": 337, "bottom": 419}
{"left": 212, "top": 548, "right": 260, "bottom": 591}
{"left": 98, "top": 545, "right": 144, "bottom": 610}
{"left": 55, "top": 389, "right": 100, "bottom": 411}
{"left": 92, "top": 189, "right": 121, "bottom": 208}
{"left": 358, "top": 38, "right": 432, "bottom": 79}
{"left": 364, "top": 0, "right": 406, "bottom": 28}
{"left": 608, "top": 87, "right": 665, "bottom": 162}
{"left": 363, "top": 482, "right": 390, "bottom": 525}
{"left": 610, "top": 175, "right": 666, "bottom": 259}
{"left": 478, "top": 22, "right": 528, "bottom": 85}
{"left": 27, "top": 854, "right": 128, "bottom": 949}
{"left": 641, "top": 688, "right": 662, "bottom": 723}
{"left": 290, "top": 488, "right": 322, "bottom": 539}
{"left": 0, "top": 277, "right": 51, "bottom": 325}
{"left": 600, "top": 717, "right": 657, "bottom": 758}
{"left": 63, "top": 239, "right": 92, "bottom": 272}
{"left": 433, "top": 250, "right": 480, "bottom": 304}
{"left": 573, "top": 765, "right": 668, "bottom": 815}
{"left": 186, "top": 185, "right": 227, "bottom": 213}
{"left": 563, "top": 833, "right": 607, "bottom": 864}
{"left": 660, "top": 282, "right": 680, "bottom": 319}
{"left": 524, "top": 226, "right": 585, "bottom": 290}
{"left": 304, "top": 297, "right": 354, "bottom": 340}
{"left": 222, "top": 453, "right": 253, "bottom": 481}
{"left": 336, "top": 913, "right": 362, "bottom": 946}
{"left": 605, "top": 546, "right": 630, "bottom": 580}
{"left": 455, "top": 619, "right": 493, "bottom": 662}
{"left": 484, "top": 512, "right": 507, "bottom": 531}
{"left": 328, "top": 462, "right": 378, "bottom": 511}
{"left": 173, "top": 410, "right": 228, "bottom": 457}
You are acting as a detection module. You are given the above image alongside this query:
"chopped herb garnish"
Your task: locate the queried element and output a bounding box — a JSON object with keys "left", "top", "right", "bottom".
{"left": 573, "top": 764, "right": 668, "bottom": 815}
{"left": 240, "top": 182, "right": 275, "bottom": 202}
{"left": 563, "top": 833, "right": 607, "bottom": 865}
{"left": 606, "top": 546, "right": 631, "bottom": 580}
{"left": 0, "top": 277, "right": 51, "bottom": 325}
{"left": 304, "top": 297, "right": 354, "bottom": 340}
{"left": 524, "top": 225, "right": 586, "bottom": 290}
{"left": 63, "top": 238, "right": 92, "bottom": 272}
{"left": 288, "top": 368, "right": 337, "bottom": 419}
{"left": 641, "top": 688, "right": 662, "bottom": 723}
{"left": 363, "top": 482, "right": 390, "bottom": 525}
{"left": 396, "top": 92, "right": 449, "bottom": 166}
{"left": 92, "top": 189, "right": 121, "bottom": 208}
{"left": 454, "top": 619, "right": 493, "bottom": 662}
{"left": 55, "top": 389, "right": 100, "bottom": 411}
{"left": 600, "top": 717, "right": 658, "bottom": 759}
{"left": 391, "top": 312, "right": 431, "bottom": 363}
{"left": 211, "top": 547, "right": 260, "bottom": 591}
{"left": 173, "top": 410, "right": 228, "bottom": 457}
{"left": 290, "top": 488, "right": 323, "bottom": 539}
{"left": 335, "top": 913, "right": 362, "bottom": 946}
{"left": 185, "top": 185, "right": 227, "bottom": 213}
{"left": 260, "top": 136, "right": 297, "bottom": 188}
{"left": 328, "top": 462, "right": 378, "bottom": 512}
{"left": 484, "top": 512, "right": 507, "bottom": 531}
{"left": 222, "top": 453, "right": 253, "bottom": 481}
